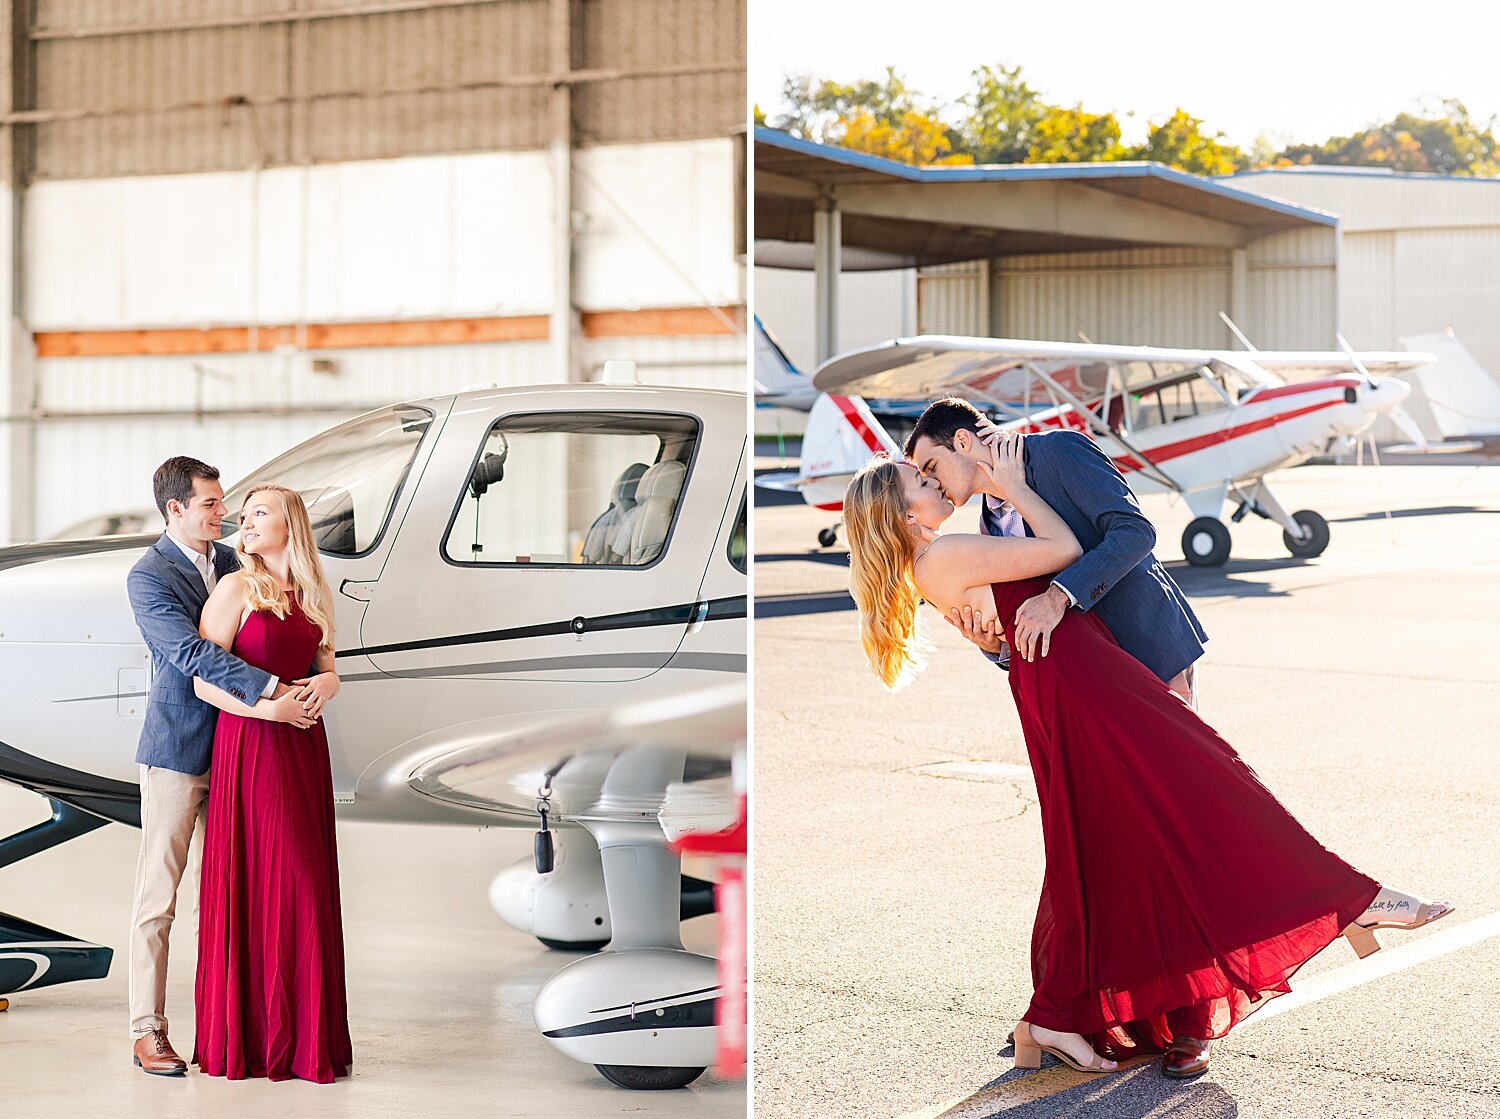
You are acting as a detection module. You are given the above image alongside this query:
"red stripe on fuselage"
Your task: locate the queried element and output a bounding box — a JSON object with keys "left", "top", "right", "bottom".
{"left": 1111, "top": 397, "right": 1344, "bottom": 472}
{"left": 1240, "top": 376, "right": 1361, "bottom": 404}
{"left": 831, "top": 395, "right": 885, "bottom": 455}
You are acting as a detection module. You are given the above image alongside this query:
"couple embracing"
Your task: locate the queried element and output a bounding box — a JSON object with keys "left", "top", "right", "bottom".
{"left": 843, "top": 399, "right": 1451, "bottom": 1079}
{"left": 125, "top": 456, "right": 352, "bottom": 1083}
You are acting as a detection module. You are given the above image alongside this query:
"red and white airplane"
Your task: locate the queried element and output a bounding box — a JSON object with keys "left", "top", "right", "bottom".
{"left": 775, "top": 334, "right": 1435, "bottom": 565}
{"left": 756, "top": 392, "right": 902, "bottom": 548}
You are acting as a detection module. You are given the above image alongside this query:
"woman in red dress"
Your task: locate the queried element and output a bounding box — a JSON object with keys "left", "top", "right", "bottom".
{"left": 843, "top": 435, "right": 1450, "bottom": 1078}
{"left": 191, "top": 484, "right": 352, "bottom": 1083}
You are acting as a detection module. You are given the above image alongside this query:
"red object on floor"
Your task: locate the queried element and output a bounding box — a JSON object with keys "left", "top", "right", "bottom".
{"left": 676, "top": 794, "right": 747, "bottom": 1077}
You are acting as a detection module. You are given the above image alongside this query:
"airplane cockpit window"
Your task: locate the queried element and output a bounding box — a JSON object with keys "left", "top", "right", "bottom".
{"left": 222, "top": 405, "right": 434, "bottom": 557}
{"left": 1123, "top": 364, "right": 1231, "bottom": 433}
{"left": 444, "top": 411, "right": 700, "bottom": 568}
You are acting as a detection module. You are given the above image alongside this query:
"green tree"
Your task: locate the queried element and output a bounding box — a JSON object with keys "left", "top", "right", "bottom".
{"left": 1277, "top": 100, "right": 1499, "bottom": 176}
{"left": 1134, "top": 109, "right": 1248, "bottom": 175}
{"left": 1027, "top": 106, "right": 1125, "bottom": 163}
{"left": 958, "top": 63, "right": 1046, "bottom": 164}
{"left": 771, "top": 67, "right": 928, "bottom": 144}
{"left": 768, "top": 67, "right": 971, "bottom": 166}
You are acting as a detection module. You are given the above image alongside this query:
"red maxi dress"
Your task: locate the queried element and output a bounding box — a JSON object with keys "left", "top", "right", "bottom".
{"left": 994, "top": 575, "right": 1378, "bottom": 1054}
{"left": 194, "top": 597, "right": 353, "bottom": 1082}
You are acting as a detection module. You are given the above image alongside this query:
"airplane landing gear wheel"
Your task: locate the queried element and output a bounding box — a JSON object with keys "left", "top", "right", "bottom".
{"left": 537, "top": 936, "right": 609, "bottom": 953}
{"left": 1283, "top": 509, "right": 1330, "bottom": 558}
{"left": 817, "top": 527, "right": 838, "bottom": 548}
{"left": 1182, "top": 518, "right": 1231, "bottom": 567}
{"left": 595, "top": 1064, "right": 706, "bottom": 1091}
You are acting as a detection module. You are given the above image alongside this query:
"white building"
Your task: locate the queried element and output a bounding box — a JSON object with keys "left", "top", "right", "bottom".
{"left": 756, "top": 134, "right": 1500, "bottom": 442}
{"left": 2, "top": 1, "right": 747, "bottom": 545}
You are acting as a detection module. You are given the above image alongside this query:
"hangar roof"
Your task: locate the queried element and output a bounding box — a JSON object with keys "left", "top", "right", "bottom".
{"left": 756, "top": 128, "right": 1338, "bottom": 270}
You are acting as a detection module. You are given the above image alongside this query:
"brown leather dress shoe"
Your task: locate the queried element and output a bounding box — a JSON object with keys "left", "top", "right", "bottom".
{"left": 133, "top": 1029, "right": 187, "bottom": 1076}
{"left": 1162, "top": 1036, "right": 1211, "bottom": 1079}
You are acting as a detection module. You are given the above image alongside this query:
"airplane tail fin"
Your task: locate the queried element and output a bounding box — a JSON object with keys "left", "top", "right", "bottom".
{"left": 1402, "top": 330, "right": 1500, "bottom": 439}
{"left": 754, "top": 316, "right": 813, "bottom": 403}
{"left": 799, "top": 393, "right": 902, "bottom": 480}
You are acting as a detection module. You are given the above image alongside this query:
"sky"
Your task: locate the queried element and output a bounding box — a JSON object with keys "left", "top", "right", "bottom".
{"left": 750, "top": 0, "right": 1500, "bottom": 151}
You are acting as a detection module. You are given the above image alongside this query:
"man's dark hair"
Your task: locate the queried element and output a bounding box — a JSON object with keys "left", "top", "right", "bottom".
{"left": 153, "top": 456, "right": 220, "bottom": 521}
{"left": 904, "top": 397, "right": 985, "bottom": 458}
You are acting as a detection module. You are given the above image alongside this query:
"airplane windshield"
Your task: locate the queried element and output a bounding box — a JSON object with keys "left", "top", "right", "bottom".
{"left": 222, "top": 405, "right": 434, "bottom": 556}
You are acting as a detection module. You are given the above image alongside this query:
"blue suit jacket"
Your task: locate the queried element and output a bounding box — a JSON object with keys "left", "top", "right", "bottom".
{"left": 982, "top": 430, "right": 1207, "bottom": 683}
{"left": 126, "top": 533, "right": 274, "bottom": 775}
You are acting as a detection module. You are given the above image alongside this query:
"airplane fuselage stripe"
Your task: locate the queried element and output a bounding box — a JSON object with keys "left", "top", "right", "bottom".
{"left": 337, "top": 596, "right": 746, "bottom": 660}
{"left": 541, "top": 996, "right": 718, "bottom": 1039}
{"left": 1111, "top": 397, "right": 1342, "bottom": 472}
{"left": 831, "top": 395, "right": 886, "bottom": 455}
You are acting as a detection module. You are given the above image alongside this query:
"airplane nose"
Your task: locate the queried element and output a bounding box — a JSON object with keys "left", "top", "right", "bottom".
{"left": 1360, "top": 377, "right": 1412, "bottom": 412}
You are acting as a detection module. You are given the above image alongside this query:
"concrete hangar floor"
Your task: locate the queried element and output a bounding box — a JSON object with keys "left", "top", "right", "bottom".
{"left": 0, "top": 787, "right": 744, "bottom": 1117}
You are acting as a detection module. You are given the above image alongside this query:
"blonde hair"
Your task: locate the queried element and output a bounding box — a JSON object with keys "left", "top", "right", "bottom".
{"left": 235, "top": 485, "right": 335, "bottom": 653}
{"left": 844, "top": 458, "right": 929, "bottom": 690}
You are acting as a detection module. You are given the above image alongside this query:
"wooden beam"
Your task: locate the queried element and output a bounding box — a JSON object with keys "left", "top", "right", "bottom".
{"left": 33, "top": 306, "right": 745, "bottom": 357}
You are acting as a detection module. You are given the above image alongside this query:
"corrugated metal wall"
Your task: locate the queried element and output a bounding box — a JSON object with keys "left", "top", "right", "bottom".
{"left": 1242, "top": 227, "right": 1339, "bottom": 350}
{"left": 997, "top": 247, "right": 1235, "bottom": 347}
{"left": 1, "top": 2, "right": 747, "bottom": 544}
{"left": 1234, "top": 170, "right": 1500, "bottom": 440}
{"left": 24, "top": 0, "right": 745, "bottom": 180}
{"left": 753, "top": 267, "right": 916, "bottom": 374}
{"left": 917, "top": 260, "right": 987, "bottom": 336}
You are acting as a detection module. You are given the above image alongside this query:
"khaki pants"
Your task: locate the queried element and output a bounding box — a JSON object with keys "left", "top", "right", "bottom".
{"left": 128, "top": 764, "right": 209, "bottom": 1038}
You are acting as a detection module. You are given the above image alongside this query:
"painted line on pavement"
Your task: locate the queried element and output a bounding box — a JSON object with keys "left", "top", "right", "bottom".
{"left": 889, "top": 908, "right": 1500, "bottom": 1119}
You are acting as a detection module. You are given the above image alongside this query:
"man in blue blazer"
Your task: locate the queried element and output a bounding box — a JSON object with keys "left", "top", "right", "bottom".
{"left": 124, "top": 456, "right": 315, "bottom": 1075}
{"left": 906, "top": 398, "right": 1207, "bottom": 703}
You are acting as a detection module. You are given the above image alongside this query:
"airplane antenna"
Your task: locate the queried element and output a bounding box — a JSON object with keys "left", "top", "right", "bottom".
{"left": 1218, "top": 312, "right": 1259, "bottom": 352}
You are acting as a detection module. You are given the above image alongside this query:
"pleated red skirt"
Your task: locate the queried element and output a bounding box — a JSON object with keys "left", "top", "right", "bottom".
{"left": 194, "top": 601, "right": 352, "bottom": 1082}
{"left": 994, "top": 576, "right": 1378, "bottom": 1055}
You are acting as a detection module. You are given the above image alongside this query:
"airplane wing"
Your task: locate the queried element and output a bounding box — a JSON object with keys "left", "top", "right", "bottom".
{"left": 406, "top": 683, "right": 745, "bottom": 830}
{"left": 812, "top": 335, "right": 1436, "bottom": 401}
{"left": 754, "top": 470, "right": 853, "bottom": 491}
{"left": 812, "top": 335, "right": 1217, "bottom": 402}
{"left": 1244, "top": 350, "right": 1435, "bottom": 377}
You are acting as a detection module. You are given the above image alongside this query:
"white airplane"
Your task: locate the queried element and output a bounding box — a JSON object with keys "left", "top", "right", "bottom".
{"left": 1395, "top": 330, "right": 1500, "bottom": 456}
{"left": 756, "top": 392, "right": 902, "bottom": 547}
{"left": 810, "top": 334, "right": 1434, "bottom": 566}
{"left": 755, "top": 315, "right": 928, "bottom": 425}
{"left": 0, "top": 363, "right": 747, "bottom": 1090}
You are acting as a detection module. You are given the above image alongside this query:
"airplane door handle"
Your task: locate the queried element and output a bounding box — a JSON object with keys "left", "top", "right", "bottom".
{"left": 688, "top": 600, "right": 709, "bottom": 634}
{"left": 339, "top": 579, "right": 378, "bottom": 602}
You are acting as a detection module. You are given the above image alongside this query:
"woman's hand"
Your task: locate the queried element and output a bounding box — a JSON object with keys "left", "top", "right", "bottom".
{"left": 978, "top": 421, "right": 1027, "bottom": 499}
{"left": 290, "top": 672, "right": 340, "bottom": 720}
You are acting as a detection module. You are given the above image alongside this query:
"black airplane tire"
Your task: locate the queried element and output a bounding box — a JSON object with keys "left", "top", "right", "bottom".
{"left": 817, "top": 527, "right": 838, "bottom": 548}
{"left": 537, "top": 936, "right": 610, "bottom": 953}
{"left": 1283, "top": 509, "right": 1330, "bottom": 558}
{"left": 1182, "top": 518, "right": 1231, "bottom": 567}
{"left": 596, "top": 1064, "right": 707, "bottom": 1090}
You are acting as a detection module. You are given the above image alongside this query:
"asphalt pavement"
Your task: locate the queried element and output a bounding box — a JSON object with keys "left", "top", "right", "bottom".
{"left": 751, "top": 460, "right": 1500, "bottom": 1119}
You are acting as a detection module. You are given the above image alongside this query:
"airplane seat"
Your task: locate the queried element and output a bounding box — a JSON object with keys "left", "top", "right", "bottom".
{"left": 626, "top": 460, "right": 687, "bottom": 565}
{"left": 582, "top": 462, "right": 647, "bottom": 564}
{"left": 1105, "top": 395, "right": 1126, "bottom": 433}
